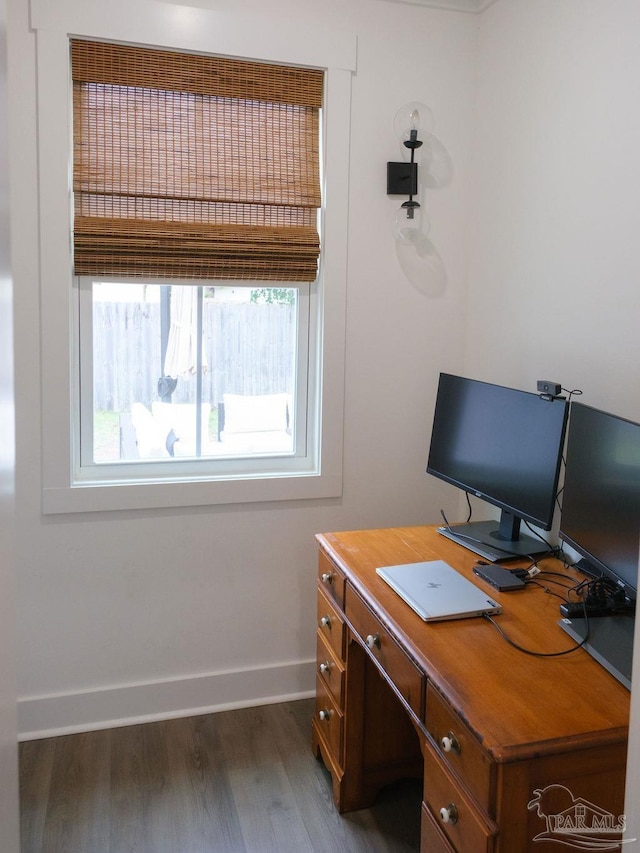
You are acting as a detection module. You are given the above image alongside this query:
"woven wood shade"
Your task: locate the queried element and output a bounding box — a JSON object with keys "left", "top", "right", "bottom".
{"left": 71, "top": 40, "right": 323, "bottom": 281}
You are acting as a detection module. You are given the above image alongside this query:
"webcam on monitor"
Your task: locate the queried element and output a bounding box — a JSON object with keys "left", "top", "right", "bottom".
{"left": 537, "top": 380, "right": 562, "bottom": 398}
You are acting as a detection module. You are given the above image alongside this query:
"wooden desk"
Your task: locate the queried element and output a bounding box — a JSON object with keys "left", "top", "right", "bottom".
{"left": 311, "top": 526, "right": 630, "bottom": 853}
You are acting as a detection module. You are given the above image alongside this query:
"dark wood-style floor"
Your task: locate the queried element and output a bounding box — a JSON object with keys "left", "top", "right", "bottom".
{"left": 19, "top": 698, "right": 422, "bottom": 852}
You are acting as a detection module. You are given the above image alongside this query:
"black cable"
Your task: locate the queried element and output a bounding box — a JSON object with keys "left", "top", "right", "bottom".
{"left": 558, "top": 544, "right": 580, "bottom": 573}
{"left": 535, "top": 570, "right": 579, "bottom": 587}
{"left": 562, "top": 387, "right": 583, "bottom": 402}
{"left": 482, "top": 612, "right": 590, "bottom": 657}
{"left": 525, "top": 580, "right": 571, "bottom": 601}
{"left": 521, "top": 520, "right": 554, "bottom": 552}
{"left": 518, "top": 555, "right": 545, "bottom": 574}
{"left": 465, "top": 491, "right": 472, "bottom": 523}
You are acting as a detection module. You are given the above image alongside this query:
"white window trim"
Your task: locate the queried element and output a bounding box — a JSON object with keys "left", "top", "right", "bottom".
{"left": 34, "top": 0, "right": 355, "bottom": 513}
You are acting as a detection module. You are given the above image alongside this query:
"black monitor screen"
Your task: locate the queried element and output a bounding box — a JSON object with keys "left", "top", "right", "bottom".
{"left": 560, "top": 402, "right": 640, "bottom": 600}
{"left": 427, "top": 374, "right": 568, "bottom": 556}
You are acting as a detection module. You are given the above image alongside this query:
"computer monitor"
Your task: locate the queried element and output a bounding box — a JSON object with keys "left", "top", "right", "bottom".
{"left": 426, "top": 373, "right": 568, "bottom": 559}
{"left": 559, "top": 402, "right": 640, "bottom": 603}
{"left": 558, "top": 402, "right": 639, "bottom": 689}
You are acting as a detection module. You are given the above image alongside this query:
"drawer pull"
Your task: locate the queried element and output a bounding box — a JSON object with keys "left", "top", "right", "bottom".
{"left": 321, "top": 571, "right": 334, "bottom": 585}
{"left": 441, "top": 732, "right": 461, "bottom": 755}
{"left": 318, "top": 709, "right": 331, "bottom": 721}
{"left": 439, "top": 803, "right": 459, "bottom": 825}
{"left": 366, "top": 633, "right": 381, "bottom": 650}
{"left": 319, "top": 615, "right": 332, "bottom": 629}
{"left": 319, "top": 661, "right": 331, "bottom": 674}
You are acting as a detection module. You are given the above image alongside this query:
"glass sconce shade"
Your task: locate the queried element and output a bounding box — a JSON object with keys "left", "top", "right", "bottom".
{"left": 393, "top": 102, "right": 435, "bottom": 158}
{"left": 393, "top": 203, "right": 430, "bottom": 245}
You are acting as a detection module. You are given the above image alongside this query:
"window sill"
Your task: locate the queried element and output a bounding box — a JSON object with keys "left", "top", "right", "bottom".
{"left": 42, "top": 470, "right": 343, "bottom": 514}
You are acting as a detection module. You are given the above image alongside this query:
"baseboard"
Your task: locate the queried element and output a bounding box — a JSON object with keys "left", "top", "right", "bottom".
{"left": 18, "top": 658, "right": 316, "bottom": 741}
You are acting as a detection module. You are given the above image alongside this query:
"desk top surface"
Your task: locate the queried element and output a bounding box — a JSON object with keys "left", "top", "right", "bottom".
{"left": 317, "top": 525, "right": 630, "bottom": 762}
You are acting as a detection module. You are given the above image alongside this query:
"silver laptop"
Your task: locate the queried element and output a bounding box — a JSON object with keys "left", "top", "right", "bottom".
{"left": 376, "top": 560, "right": 501, "bottom": 622}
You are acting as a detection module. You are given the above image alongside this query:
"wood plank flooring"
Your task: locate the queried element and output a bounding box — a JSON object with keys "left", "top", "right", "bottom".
{"left": 19, "top": 698, "right": 422, "bottom": 852}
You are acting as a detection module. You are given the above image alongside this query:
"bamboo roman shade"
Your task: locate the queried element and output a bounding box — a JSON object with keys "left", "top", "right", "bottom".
{"left": 71, "top": 40, "right": 324, "bottom": 281}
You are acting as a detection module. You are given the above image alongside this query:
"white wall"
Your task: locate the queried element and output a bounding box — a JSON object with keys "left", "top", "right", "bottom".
{"left": 10, "top": 0, "right": 477, "bottom": 735}
{"left": 0, "top": 0, "right": 19, "bottom": 846}
{"left": 470, "top": 0, "right": 640, "bottom": 419}
{"left": 470, "top": 0, "right": 640, "bottom": 842}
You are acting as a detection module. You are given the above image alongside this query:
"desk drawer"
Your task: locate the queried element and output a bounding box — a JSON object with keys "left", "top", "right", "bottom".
{"left": 426, "top": 684, "right": 493, "bottom": 811}
{"left": 316, "top": 630, "right": 345, "bottom": 707}
{"left": 421, "top": 804, "right": 456, "bottom": 853}
{"left": 317, "top": 588, "right": 345, "bottom": 661}
{"left": 318, "top": 551, "right": 346, "bottom": 609}
{"left": 315, "top": 675, "right": 343, "bottom": 762}
{"left": 423, "top": 741, "right": 496, "bottom": 853}
{"left": 345, "top": 585, "right": 424, "bottom": 720}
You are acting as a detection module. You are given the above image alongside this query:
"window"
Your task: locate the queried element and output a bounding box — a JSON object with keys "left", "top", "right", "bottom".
{"left": 34, "top": 2, "right": 353, "bottom": 512}
{"left": 77, "top": 278, "right": 311, "bottom": 482}
{"left": 70, "top": 40, "right": 321, "bottom": 488}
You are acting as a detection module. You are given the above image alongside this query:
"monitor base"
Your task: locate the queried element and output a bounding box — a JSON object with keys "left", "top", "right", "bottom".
{"left": 438, "top": 520, "right": 549, "bottom": 561}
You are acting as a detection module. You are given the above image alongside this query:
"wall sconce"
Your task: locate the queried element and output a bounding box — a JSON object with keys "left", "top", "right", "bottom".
{"left": 387, "top": 102, "right": 452, "bottom": 297}
{"left": 387, "top": 102, "right": 434, "bottom": 244}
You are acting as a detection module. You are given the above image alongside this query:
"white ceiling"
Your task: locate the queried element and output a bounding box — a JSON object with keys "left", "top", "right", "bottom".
{"left": 381, "top": 0, "right": 499, "bottom": 13}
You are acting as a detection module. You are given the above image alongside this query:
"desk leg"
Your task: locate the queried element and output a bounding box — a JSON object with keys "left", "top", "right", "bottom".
{"left": 312, "top": 717, "right": 345, "bottom": 808}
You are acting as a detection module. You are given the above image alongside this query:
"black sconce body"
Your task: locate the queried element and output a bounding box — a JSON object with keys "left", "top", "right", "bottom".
{"left": 387, "top": 161, "right": 418, "bottom": 196}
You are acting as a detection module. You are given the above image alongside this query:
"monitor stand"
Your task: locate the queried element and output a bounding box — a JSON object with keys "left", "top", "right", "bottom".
{"left": 437, "top": 513, "right": 550, "bottom": 562}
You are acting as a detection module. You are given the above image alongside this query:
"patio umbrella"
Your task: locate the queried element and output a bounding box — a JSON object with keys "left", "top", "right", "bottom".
{"left": 160, "top": 285, "right": 208, "bottom": 456}
{"left": 163, "top": 286, "right": 208, "bottom": 378}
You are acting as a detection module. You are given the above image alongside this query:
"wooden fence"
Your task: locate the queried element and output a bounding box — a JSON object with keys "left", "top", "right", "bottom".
{"left": 93, "top": 301, "right": 296, "bottom": 412}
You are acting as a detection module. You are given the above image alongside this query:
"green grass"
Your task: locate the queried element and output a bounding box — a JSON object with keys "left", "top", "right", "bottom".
{"left": 94, "top": 410, "right": 121, "bottom": 462}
